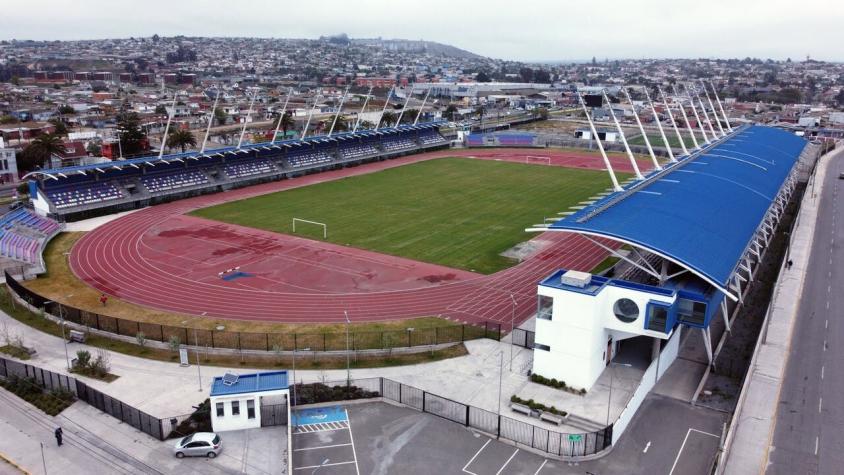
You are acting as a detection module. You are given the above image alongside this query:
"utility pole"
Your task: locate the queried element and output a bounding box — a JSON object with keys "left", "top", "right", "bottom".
{"left": 344, "top": 311, "right": 351, "bottom": 386}
{"left": 194, "top": 328, "right": 202, "bottom": 392}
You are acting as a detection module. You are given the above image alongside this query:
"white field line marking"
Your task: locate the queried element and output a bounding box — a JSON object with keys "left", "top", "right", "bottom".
{"left": 643, "top": 441, "right": 652, "bottom": 453}
{"left": 822, "top": 366, "right": 825, "bottom": 380}
{"left": 344, "top": 409, "right": 361, "bottom": 475}
{"left": 815, "top": 436, "right": 820, "bottom": 456}
{"left": 294, "top": 461, "right": 356, "bottom": 470}
{"left": 533, "top": 460, "right": 548, "bottom": 475}
{"left": 826, "top": 319, "right": 829, "bottom": 329}
{"left": 819, "top": 398, "right": 823, "bottom": 413}
{"left": 462, "top": 439, "right": 491, "bottom": 475}
{"left": 293, "top": 443, "right": 353, "bottom": 452}
{"left": 496, "top": 449, "right": 520, "bottom": 475}
{"left": 669, "top": 429, "right": 720, "bottom": 475}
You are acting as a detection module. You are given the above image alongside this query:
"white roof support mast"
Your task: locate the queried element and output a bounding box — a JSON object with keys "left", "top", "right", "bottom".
{"left": 374, "top": 86, "right": 394, "bottom": 131}
{"left": 353, "top": 86, "right": 374, "bottom": 133}
{"left": 710, "top": 80, "right": 733, "bottom": 132}
{"left": 414, "top": 88, "right": 432, "bottom": 125}
{"left": 200, "top": 88, "right": 220, "bottom": 154}
{"left": 577, "top": 91, "right": 623, "bottom": 192}
{"left": 685, "top": 85, "right": 711, "bottom": 145}
{"left": 272, "top": 87, "right": 293, "bottom": 143}
{"left": 702, "top": 80, "right": 726, "bottom": 136}
{"left": 623, "top": 87, "right": 661, "bottom": 171}
{"left": 642, "top": 86, "right": 676, "bottom": 163}
{"left": 657, "top": 86, "right": 689, "bottom": 157}
{"left": 672, "top": 85, "right": 701, "bottom": 150}
{"left": 158, "top": 88, "right": 178, "bottom": 159}
{"left": 301, "top": 90, "right": 322, "bottom": 139}
{"left": 395, "top": 86, "right": 415, "bottom": 127}
{"left": 692, "top": 83, "right": 719, "bottom": 140}
{"left": 603, "top": 90, "right": 643, "bottom": 180}
{"left": 237, "top": 89, "right": 257, "bottom": 149}
{"left": 328, "top": 86, "right": 350, "bottom": 137}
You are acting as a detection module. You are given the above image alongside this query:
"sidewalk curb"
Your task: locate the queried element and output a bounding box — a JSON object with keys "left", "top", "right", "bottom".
{"left": 0, "top": 449, "right": 31, "bottom": 475}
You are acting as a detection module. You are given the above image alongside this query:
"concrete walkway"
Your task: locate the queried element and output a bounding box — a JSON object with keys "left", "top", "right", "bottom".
{"left": 0, "top": 309, "right": 637, "bottom": 434}
{"left": 721, "top": 144, "right": 838, "bottom": 473}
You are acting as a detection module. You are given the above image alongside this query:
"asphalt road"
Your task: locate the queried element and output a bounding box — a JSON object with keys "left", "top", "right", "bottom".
{"left": 768, "top": 147, "right": 844, "bottom": 475}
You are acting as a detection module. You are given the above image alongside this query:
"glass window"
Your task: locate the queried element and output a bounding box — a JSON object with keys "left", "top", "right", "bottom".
{"left": 677, "top": 299, "right": 707, "bottom": 325}
{"left": 231, "top": 401, "right": 240, "bottom": 416}
{"left": 613, "top": 298, "right": 639, "bottom": 323}
{"left": 647, "top": 305, "right": 669, "bottom": 332}
{"left": 535, "top": 343, "right": 551, "bottom": 352}
{"left": 216, "top": 402, "right": 224, "bottom": 417}
{"left": 537, "top": 295, "right": 553, "bottom": 321}
{"left": 247, "top": 400, "right": 255, "bottom": 419}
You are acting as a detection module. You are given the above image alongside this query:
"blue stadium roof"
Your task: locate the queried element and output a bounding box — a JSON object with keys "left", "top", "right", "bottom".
{"left": 24, "top": 120, "right": 446, "bottom": 179}
{"left": 547, "top": 125, "right": 807, "bottom": 298}
{"left": 210, "top": 370, "right": 289, "bottom": 397}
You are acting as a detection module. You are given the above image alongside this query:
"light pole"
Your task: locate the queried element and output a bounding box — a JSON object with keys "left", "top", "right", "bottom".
{"left": 344, "top": 311, "right": 351, "bottom": 386}
{"left": 44, "top": 300, "right": 70, "bottom": 370}
{"left": 115, "top": 128, "right": 124, "bottom": 159}
{"left": 194, "top": 328, "right": 202, "bottom": 392}
{"left": 605, "top": 362, "right": 632, "bottom": 427}
{"left": 509, "top": 294, "right": 516, "bottom": 372}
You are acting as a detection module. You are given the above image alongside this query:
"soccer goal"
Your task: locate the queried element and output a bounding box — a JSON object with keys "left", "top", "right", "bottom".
{"left": 292, "top": 218, "right": 327, "bottom": 239}
{"left": 524, "top": 155, "right": 552, "bottom": 166}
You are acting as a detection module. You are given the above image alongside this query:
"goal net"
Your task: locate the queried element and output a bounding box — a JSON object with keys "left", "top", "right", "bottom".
{"left": 524, "top": 155, "right": 552, "bottom": 166}
{"left": 292, "top": 218, "right": 327, "bottom": 239}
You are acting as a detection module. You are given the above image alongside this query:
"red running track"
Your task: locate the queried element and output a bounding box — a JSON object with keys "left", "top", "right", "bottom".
{"left": 70, "top": 148, "right": 637, "bottom": 325}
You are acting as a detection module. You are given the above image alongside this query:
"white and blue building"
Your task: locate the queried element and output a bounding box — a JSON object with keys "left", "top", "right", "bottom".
{"left": 209, "top": 370, "right": 289, "bottom": 432}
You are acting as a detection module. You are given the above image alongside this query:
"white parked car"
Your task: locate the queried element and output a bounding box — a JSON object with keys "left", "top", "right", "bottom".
{"left": 173, "top": 432, "right": 222, "bottom": 458}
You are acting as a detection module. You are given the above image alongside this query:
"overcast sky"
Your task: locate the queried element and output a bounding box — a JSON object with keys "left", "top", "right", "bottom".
{"left": 4, "top": 0, "right": 843, "bottom": 62}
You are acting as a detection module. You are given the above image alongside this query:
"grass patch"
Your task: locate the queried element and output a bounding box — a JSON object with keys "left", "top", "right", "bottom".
{"left": 25, "top": 232, "right": 454, "bottom": 335}
{"left": 0, "top": 344, "right": 31, "bottom": 360}
{"left": 192, "top": 157, "right": 625, "bottom": 274}
{"left": 0, "top": 375, "right": 75, "bottom": 416}
{"left": 628, "top": 132, "right": 699, "bottom": 149}
{"left": 0, "top": 285, "right": 469, "bottom": 369}
{"left": 590, "top": 256, "right": 620, "bottom": 274}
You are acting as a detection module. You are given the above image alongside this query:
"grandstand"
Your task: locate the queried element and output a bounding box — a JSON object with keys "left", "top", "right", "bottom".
{"left": 465, "top": 132, "right": 540, "bottom": 148}
{"left": 24, "top": 122, "right": 449, "bottom": 220}
{"left": 0, "top": 208, "right": 63, "bottom": 272}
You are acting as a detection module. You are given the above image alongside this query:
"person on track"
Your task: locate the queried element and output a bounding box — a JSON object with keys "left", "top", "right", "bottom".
{"left": 99, "top": 294, "right": 108, "bottom": 307}
{"left": 54, "top": 427, "right": 63, "bottom": 446}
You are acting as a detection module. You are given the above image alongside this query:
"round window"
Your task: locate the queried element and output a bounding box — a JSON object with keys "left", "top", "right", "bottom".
{"left": 613, "top": 298, "right": 639, "bottom": 323}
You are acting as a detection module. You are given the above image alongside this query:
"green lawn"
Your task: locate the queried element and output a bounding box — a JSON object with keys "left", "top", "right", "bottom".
{"left": 191, "top": 158, "right": 624, "bottom": 274}
{"left": 628, "top": 132, "right": 702, "bottom": 149}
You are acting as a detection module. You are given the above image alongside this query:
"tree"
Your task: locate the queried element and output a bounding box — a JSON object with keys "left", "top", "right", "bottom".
{"left": 154, "top": 104, "right": 168, "bottom": 115}
{"left": 213, "top": 107, "right": 227, "bottom": 126}
{"left": 476, "top": 70, "right": 492, "bottom": 83}
{"left": 357, "top": 120, "right": 375, "bottom": 130}
{"left": 18, "top": 133, "right": 66, "bottom": 171}
{"left": 166, "top": 129, "right": 196, "bottom": 153}
{"left": 48, "top": 118, "right": 68, "bottom": 136}
{"left": 86, "top": 141, "right": 102, "bottom": 156}
{"left": 401, "top": 109, "right": 419, "bottom": 124}
{"left": 444, "top": 104, "right": 459, "bottom": 121}
{"left": 536, "top": 107, "right": 550, "bottom": 120}
{"left": 835, "top": 89, "right": 844, "bottom": 107}
{"left": 274, "top": 111, "right": 294, "bottom": 137}
{"left": 534, "top": 70, "right": 552, "bottom": 84}
{"left": 116, "top": 112, "right": 147, "bottom": 155}
{"left": 57, "top": 104, "right": 75, "bottom": 115}
{"left": 519, "top": 67, "right": 535, "bottom": 83}
{"left": 380, "top": 111, "right": 397, "bottom": 128}
{"left": 0, "top": 115, "right": 19, "bottom": 124}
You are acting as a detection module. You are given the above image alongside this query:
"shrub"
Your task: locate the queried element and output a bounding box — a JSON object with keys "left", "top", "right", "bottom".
{"left": 169, "top": 335, "right": 181, "bottom": 352}
{"left": 509, "top": 394, "right": 567, "bottom": 417}
{"left": 168, "top": 398, "right": 212, "bottom": 438}
{"left": 136, "top": 332, "right": 146, "bottom": 347}
{"left": 91, "top": 349, "right": 111, "bottom": 377}
{"left": 75, "top": 350, "right": 92, "bottom": 368}
{"left": 530, "top": 373, "right": 585, "bottom": 395}
{"left": 292, "top": 383, "right": 379, "bottom": 406}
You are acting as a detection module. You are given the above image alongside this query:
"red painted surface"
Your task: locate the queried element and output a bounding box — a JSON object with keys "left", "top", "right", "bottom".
{"left": 70, "top": 148, "right": 639, "bottom": 325}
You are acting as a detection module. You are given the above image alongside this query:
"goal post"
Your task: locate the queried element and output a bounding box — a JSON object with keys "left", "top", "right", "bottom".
{"left": 292, "top": 218, "right": 327, "bottom": 239}
{"left": 525, "top": 155, "right": 552, "bottom": 166}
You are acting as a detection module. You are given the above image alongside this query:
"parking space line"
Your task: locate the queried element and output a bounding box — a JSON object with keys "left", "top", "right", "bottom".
{"left": 462, "top": 439, "right": 491, "bottom": 474}
{"left": 495, "top": 448, "right": 519, "bottom": 475}
{"left": 294, "top": 461, "right": 357, "bottom": 470}
{"left": 533, "top": 459, "right": 548, "bottom": 475}
{"left": 293, "top": 443, "right": 353, "bottom": 452}
{"left": 344, "top": 409, "right": 361, "bottom": 475}
{"left": 669, "top": 428, "right": 720, "bottom": 475}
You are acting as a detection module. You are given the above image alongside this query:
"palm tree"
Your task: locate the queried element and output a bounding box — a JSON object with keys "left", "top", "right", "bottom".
{"left": 331, "top": 115, "right": 349, "bottom": 133}
{"left": 167, "top": 129, "right": 197, "bottom": 153}
{"left": 380, "top": 111, "right": 398, "bottom": 128}
{"left": 31, "top": 132, "right": 66, "bottom": 159}
{"left": 401, "top": 109, "right": 419, "bottom": 124}
{"left": 275, "top": 112, "right": 295, "bottom": 139}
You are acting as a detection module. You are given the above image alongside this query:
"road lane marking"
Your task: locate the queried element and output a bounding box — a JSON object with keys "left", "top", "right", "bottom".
{"left": 815, "top": 436, "right": 819, "bottom": 456}
{"left": 669, "top": 428, "right": 720, "bottom": 475}
{"left": 294, "top": 461, "right": 356, "bottom": 470}
{"left": 643, "top": 441, "right": 652, "bottom": 453}
{"left": 294, "top": 443, "right": 353, "bottom": 451}
{"left": 822, "top": 366, "right": 825, "bottom": 380}
{"left": 819, "top": 398, "right": 823, "bottom": 413}
{"left": 462, "top": 439, "right": 491, "bottom": 475}
{"left": 496, "top": 449, "right": 519, "bottom": 475}
{"left": 344, "top": 409, "right": 361, "bottom": 475}
{"left": 826, "top": 319, "right": 829, "bottom": 329}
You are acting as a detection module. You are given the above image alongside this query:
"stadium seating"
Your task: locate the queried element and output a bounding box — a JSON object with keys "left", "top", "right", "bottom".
{"left": 141, "top": 169, "right": 209, "bottom": 192}
{"left": 419, "top": 130, "right": 447, "bottom": 146}
{"left": 0, "top": 209, "right": 62, "bottom": 265}
{"left": 381, "top": 136, "right": 417, "bottom": 152}
{"left": 285, "top": 150, "right": 333, "bottom": 168}
{"left": 224, "top": 160, "right": 276, "bottom": 179}
{"left": 46, "top": 182, "right": 123, "bottom": 209}
{"left": 338, "top": 142, "right": 379, "bottom": 160}
{"left": 465, "top": 134, "right": 486, "bottom": 146}
{"left": 497, "top": 133, "right": 536, "bottom": 146}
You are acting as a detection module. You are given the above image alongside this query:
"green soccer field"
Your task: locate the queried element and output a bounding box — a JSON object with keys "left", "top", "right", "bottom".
{"left": 627, "top": 132, "right": 702, "bottom": 149}
{"left": 191, "top": 158, "right": 624, "bottom": 274}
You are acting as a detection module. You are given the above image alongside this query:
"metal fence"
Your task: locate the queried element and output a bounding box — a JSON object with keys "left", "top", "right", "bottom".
{"left": 5, "top": 271, "right": 501, "bottom": 352}
{"left": 512, "top": 328, "right": 535, "bottom": 349}
{"left": 294, "top": 376, "right": 612, "bottom": 458}
{"left": 0, "top": 356, "right": 168, "bottom": 441}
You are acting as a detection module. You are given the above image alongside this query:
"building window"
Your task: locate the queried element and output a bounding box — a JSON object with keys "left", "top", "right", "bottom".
{"left": 247, "top": 400, "right": 255, "bottom": 419}
{"left": 537, "top": 295, "right": 553, "bottom": 321}
{"left": 646, "top": 304, "right": 670, "bottom": 332}
{"left": 216, "top": 402, "right": 224, "bottom": 417}
{"left": 231, "top": 401, "right": 240, "bottom": 416}
{"left": 613, "top": 298, "right": 639, "bottom": 324}
{"left": 535, "top": 343, "right": 551, "bottom": 352}
{"left": 677, "top": 299, "right": 707, "bottom": 326}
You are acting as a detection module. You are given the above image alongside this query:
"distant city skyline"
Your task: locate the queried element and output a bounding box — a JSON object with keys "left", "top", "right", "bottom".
{"left": 4, "top": 0, "right": 843, "bottom": 62}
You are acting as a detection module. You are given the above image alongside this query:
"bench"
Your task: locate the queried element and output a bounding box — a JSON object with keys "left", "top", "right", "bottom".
{"left": 539, "top": 411, "right": 564, "bottom": 425}
{"left": 68, "top": 330, "right": 86, "bottom": 343}
{"left": 510, "top": 403, "right": 532, "bottom": 416}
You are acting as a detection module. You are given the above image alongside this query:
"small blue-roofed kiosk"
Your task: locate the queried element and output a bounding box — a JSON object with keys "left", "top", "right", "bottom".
{"left": 527, "top": 123, "right": 812, "bottom": 393}
{"left": 209, "top": 370, "right": 289, "bottom": 432}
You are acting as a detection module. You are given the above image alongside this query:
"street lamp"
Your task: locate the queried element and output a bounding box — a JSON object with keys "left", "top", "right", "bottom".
{"left": 606, "top": 362, "right": 633, "bottom": 427}
{"left": 344, "top": 311, "right": 351, "bottom": 386}
{"left": 509, "top": 294, "right": 517, "bottom": 372}
{"left": 44, "top": 299, "right": 71, "bottom": 370}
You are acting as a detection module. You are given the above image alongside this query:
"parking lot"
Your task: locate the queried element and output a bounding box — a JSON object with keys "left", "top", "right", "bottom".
{"left": 291, "top": 406, "right": 360, "bottom": 474}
